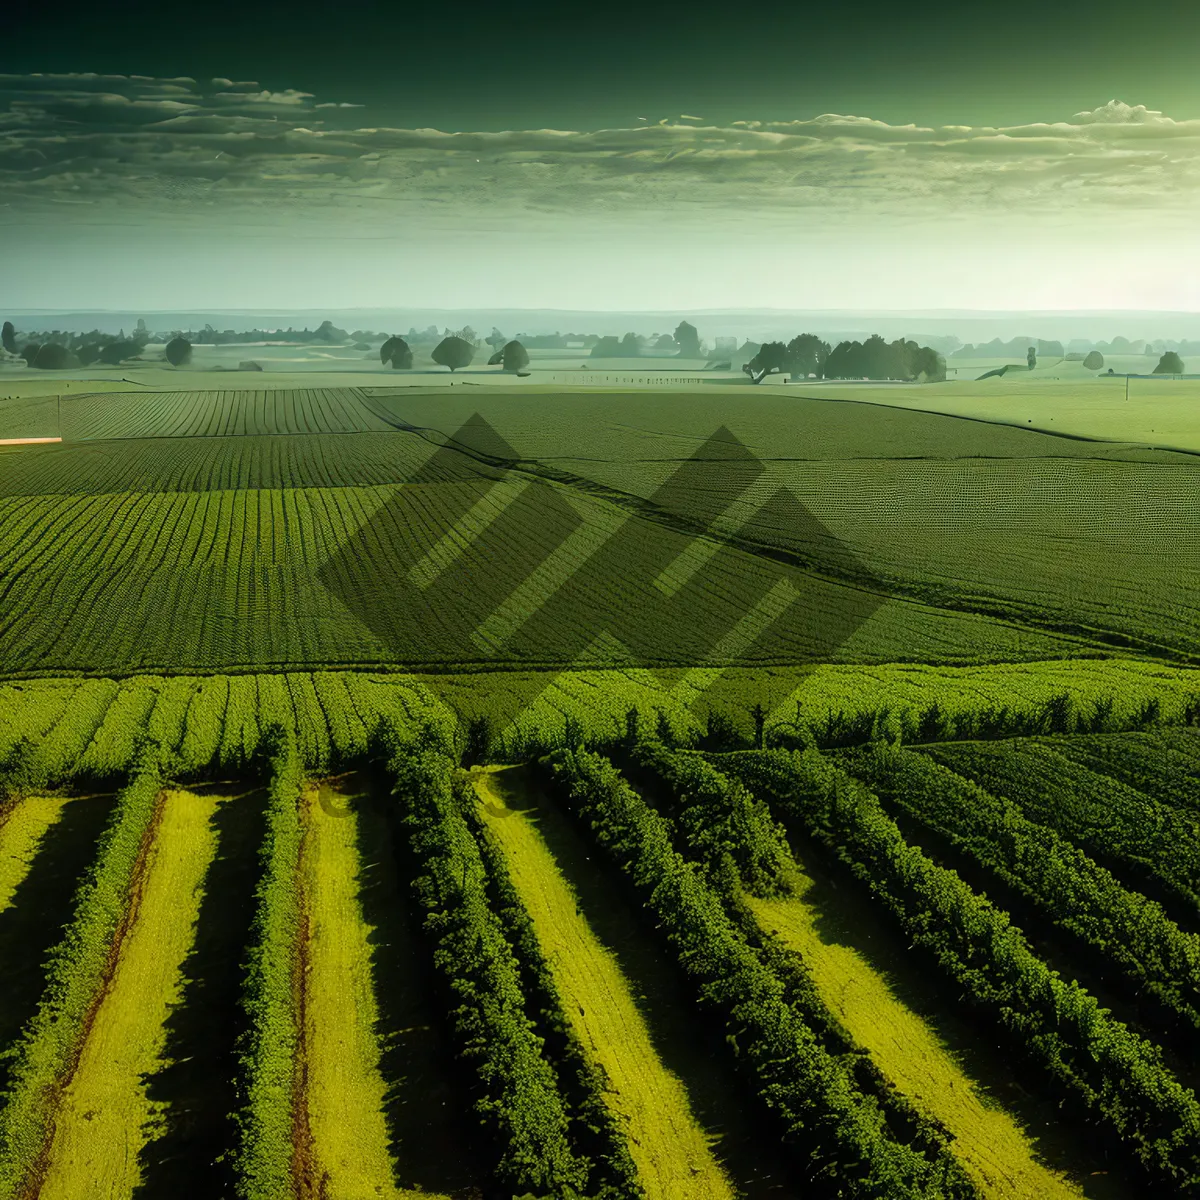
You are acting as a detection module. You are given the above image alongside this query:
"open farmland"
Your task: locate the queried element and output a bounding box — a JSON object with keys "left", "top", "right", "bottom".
{"left": 1, "top": 379, "right": 1199, "bottom": 1196}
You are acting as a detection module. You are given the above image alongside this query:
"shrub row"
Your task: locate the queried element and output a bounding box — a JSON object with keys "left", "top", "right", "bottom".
{"left": 840, "top": 743, "right": 1200, "bottom": 1041}
{"left": 724, "top": 748, "right": 1200, "bottom": 1187}
{"left": 387, "top": 736, "right": 592, "bottom": 1197}
{"left": 233, "top": 726, "right": 306, "bottom": 1200}
{"left": 625, "top": 740, "right": 792, "bottom": 897}
{"left": 922, "top": 741, "right": 1200, "bottom": 921}
{"left": 0, "top": 745, "right": 168, "bottom": 1197}
{"left": 1034, "top": 730, "right": 1200, "bottom": 818}
{"left": 634, "top": 743, "right": 975, "bottom": 1173}
{"left": 452, "top": 775, "right": 643, "bottom": 1199}
{"left": 541, "top": 746, "right": 978, "bottom": 1200}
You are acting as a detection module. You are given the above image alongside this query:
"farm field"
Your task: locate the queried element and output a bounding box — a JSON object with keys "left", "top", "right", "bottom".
{"left": 0, "top": 385, "right": 1198, "bottom": 676}
{"left": 1, "top": 379, "right": 1199, "bottom": 1195}
{"left": 3, "top": 721, "right": 1199, "bottom": 1197}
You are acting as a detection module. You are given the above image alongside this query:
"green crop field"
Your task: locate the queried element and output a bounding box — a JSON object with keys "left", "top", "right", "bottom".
{"left": 0, "top": 380, "right": 1198, "bottom": 1198}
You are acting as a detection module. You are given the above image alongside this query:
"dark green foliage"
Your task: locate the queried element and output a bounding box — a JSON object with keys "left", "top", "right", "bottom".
{"left": 673, "top": 320, "right": 701, "bottom": 358}
{"left": 380, "top": 335, "right": 413, "bottom": 369}
{"left": 786, "top": 333, "right": 831, "bottom": 379}
{"left": 1, "top": 322, "right": 17, "bottom": 354}
{"left": 98, "top": 340, "right": 141, "bottom": 365}
{"left": 542, "top": 747, "right": 978, "bottom": 1199}
{"left": 234, "top": 723, "right": 304, "bottom": 1200}
{"left": 628, "top": 742, "right": 792, "bottom": 897}
{"left": 921, "top": 741, "right": 1200, "bottom": 920}
{"left": 743, "top": 341, "right": 788, "bottom": 383}
{"left": 1026, "top": 346, "right": 1037, "bottom": 370}
{"left": 76, "top": 343, "right": 102, "bottom": 366}
{"left": 431, "top": 336, "right": 474, "bottom": 372}
{"left": 388, "top": 741, "right": 590, "bottom": 1197}
{"left": 19, "top": 343, "right": 39, "bottom": 365}
{"left": 501, "top": 340, "right": 530, "bottom": 372}
{"left": 165, "top": 337, "right": 192, "bottom": 367}
{"left": 824, "top": 336, "right": 945, "bottom": 381}
{"left": 1155, "top": 351, "right": 1185, "bottom": 374}
{"left": 723, "top": 748, "right": 1200, "bottom": 1188}
{"left": 589, "top": 336, "right": 621, "bottom": 358}
{"left": 1083, "top": 350, "right": 1105, "bottom": 370}
{"left": 839, "top": 743, "right": 1200, "bottom": 1042}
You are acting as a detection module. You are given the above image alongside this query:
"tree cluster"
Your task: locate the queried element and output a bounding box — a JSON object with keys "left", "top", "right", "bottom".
{"left": 743, "top": 334, "right": 944, "bottom": 384}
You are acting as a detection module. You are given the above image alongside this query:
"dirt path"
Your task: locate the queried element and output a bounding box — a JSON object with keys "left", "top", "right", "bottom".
{"left": 298, "top": 778, "right": 445, "bottom": 1199}
{"left": 0, "top": 799, "right": 69, "bottom": 915}
{"left": 36, "top": 789, "right": 220, "bottom": 1199}
{"left": 471, "top": 766, "right": 735, "bottom": 1200}
{"left": 744, "top": 878, "right": 1086, "bottom": 1200}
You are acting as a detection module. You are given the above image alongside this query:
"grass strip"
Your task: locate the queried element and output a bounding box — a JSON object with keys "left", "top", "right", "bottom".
{"left": 0, "top": 798, "right": 69, "bottom": 917}
{"left": 300, "top": 777, "right": 432, "bottom": 1197}
{"left": 0, "top": 755, "right": 166, "bottom": 1199}
{"left": 36, "top": 789, "right": 221, "bottom": 1198}
{"left": 470, "top": 765, "right": 717, "bottom": 1199}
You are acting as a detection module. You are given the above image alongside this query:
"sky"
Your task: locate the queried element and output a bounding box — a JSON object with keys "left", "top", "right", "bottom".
{"left": 4, "top": 0, "right": 1200, "bottom": 313}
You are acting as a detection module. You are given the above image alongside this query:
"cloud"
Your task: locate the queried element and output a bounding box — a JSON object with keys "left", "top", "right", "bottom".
{"left": 1, "top": 74, "right": 1198, "bottom": 235}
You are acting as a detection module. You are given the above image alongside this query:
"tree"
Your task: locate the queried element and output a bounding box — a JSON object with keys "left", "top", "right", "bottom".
{"left": 99, "top": 341, "right": 140, "bottom": 365}
{"left": 165, "top": 336, "right": 192, "bottom": 367}
{"left": 1154, "top": 350, "right": 1185, "bottom": 374}
{"left": 1037, "top": 339, "right": 1065, "bottom": 357}
{"left": 20, "top": 344, "right": 40, "bottom": 365}
{"left": 743, "top": 341, "right": 788, "bottom": 383}
{"left": 380, "top": 336, "right": 413, "bottom": 369}
{"left": 432, "top": 335, "right": 474, "bottom": 372}
{"left": 590, "top": 336, "right": 621, "bottom": 359}
{"left": 500, "top": 340, "right": 530, "bottom": 372}
{"left": 485, "top": 327, "right": 507, "bottom": 350}
{"left": 1083, "top": 350, "right": 1104, "bottom": 370}
{"left": 32, "top": 343, "right": 78, "bottom": 369}
{"left": 785, "top": 333, "right": 830, "bottom": 379}
{"left": 673, "top": 320, "right": 701, "bottom": 358}
{"left": 619, "top": 332, "right": 643, "bottom": 357}
{"left": 315, "top": 319, "right": 347, "bottom": 343}
{"left": 77, "top": 343, "right": 102, "bottom": 366}
{"left": 1027, "top": 346, "right": 1037, "bottom": 370}
{"left": 654, "top": 333, "right": 677, "bottom": 350}
{"left": 1, "top": 322, "right": 16, "bottom": 355}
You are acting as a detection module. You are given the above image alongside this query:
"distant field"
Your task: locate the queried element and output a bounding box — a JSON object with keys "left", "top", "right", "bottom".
{"left": 0, "top": 385, "right": 1196, "bottom": 678}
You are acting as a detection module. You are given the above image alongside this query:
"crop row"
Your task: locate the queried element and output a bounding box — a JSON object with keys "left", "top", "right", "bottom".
{"left": 63, "top": 387, "right": 393, "bottom": 441}
{"left": 922, "top": 740, "right": 1200, "bottom": 924}
{"left": 838, "top": 744, "right": 1200, "bottom": 1042}
{"left": 0, "top": 749, "right": 168, "bottom": 1197}
{"left": 723, "top": 748, "right": 1200, "bottom": 1187}
{"left": 384, "top": 731, "right": 594, "bottom": 1196}
{"left": 541, "top": 745, "right": 977, "bottom": 1199}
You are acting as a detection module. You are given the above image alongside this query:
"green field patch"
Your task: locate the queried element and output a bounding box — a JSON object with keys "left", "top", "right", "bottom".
{"left": 34, "top": 788, "right": 221, "bottom": 1198}
{"left": 0, "top": 797, "right": 69, "bottom": 915}
{"left": 138, "top": 783, "right": 267, "bottom": 1196}
{"left": 300, "top": 775, "right": 460, "bottom": 1198}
